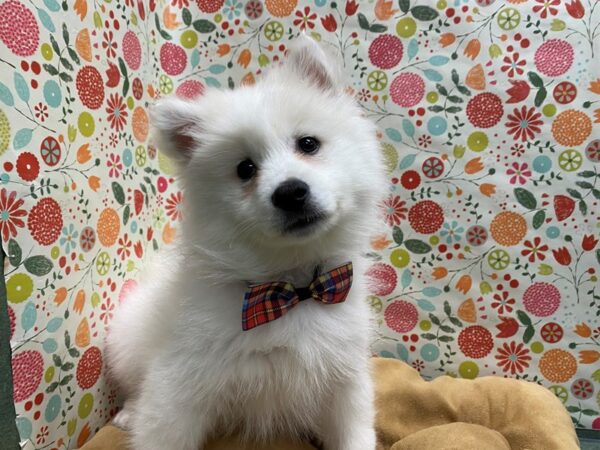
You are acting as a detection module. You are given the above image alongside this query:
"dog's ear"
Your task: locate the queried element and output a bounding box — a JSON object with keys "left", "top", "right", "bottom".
{"left": 286, "top": 35, "right": 337, "bottom": 91}
{"left": 150, "top": 97, "right": 202, "bottom": 167}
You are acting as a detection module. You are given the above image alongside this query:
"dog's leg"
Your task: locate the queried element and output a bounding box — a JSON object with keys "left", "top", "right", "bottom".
{"left": 318, "top": 370, "right": 376, "bottom": 450}
{"left": 127, "top": 365, "right": 214, "bottom": 450}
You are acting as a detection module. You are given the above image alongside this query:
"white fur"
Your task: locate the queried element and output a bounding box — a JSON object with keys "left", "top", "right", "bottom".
{"left": 106, "top": 37, "right": 386, "bottom": 450}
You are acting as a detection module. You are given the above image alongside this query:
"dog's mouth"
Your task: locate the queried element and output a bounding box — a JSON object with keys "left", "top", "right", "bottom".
{"left": 282, "top": 212, "right": 327, "bottom": 234}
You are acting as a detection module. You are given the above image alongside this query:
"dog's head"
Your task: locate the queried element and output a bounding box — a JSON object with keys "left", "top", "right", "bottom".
{"left": 152, "top": 37, "right": 385, "bottom": 277}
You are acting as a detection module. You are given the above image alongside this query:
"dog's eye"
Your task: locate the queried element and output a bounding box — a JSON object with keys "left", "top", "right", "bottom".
{"left": 297, "top": 136, "right": 320, "bottom": 155}
{"left": 237, "top": 159, "right": 257, "bottom": 181}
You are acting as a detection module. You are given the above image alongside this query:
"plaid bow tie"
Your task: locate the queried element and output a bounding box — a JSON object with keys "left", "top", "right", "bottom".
{"left": 242, "top": 262, "right": 353, "bottom": 331}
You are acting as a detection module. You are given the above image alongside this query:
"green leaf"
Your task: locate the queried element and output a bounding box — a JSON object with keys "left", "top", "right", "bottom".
{"left": 566, "top": 406, "right": 581, "bottom": 413}
{"left": 24, "top": 256, "right": 53, "bottom": 276}
{"left": 59, "top": 72, "right": 72, "bottom": 83}
{"left": 577, "top": 171, "right": 596, "bottom": 178}
{"left": 516, "top": 310, "right": 532, "bottom": 326}
{"left": 64, "top": 330, "right": 71, "bottom": 348}
{"left": 448, "top": 316, "right": 463, "bottom": 328}
{"left": 404, "top": 239, "right": 432, "bottom": 254}
{"left": 392, "top": 226, "right": 403, "bottom": 245}
{"left": 61, "top": 362, "right": 74, "bottom": 371}
{"left": 67, "top": 47, "right": 80, "bottom": 65}
{"left": 53, "top": 355, "right": 62, "bottom": 367}
{"left": 182, "top": 8, "right": 192, "bottom": 26}
{"left": 410, "top": 5, "right": 439, "bottom": 20}
{"left": 534, "top": 87, "right": 547, "bottom": 107}
{"left": 8, "top": 239, "right": 22, "bottom": 266}
{"left": 44, "top": 64, "right": 59, "bottom": 76}
{"left": 155, "top": 13, "right": 172, "bottom": 40}
{"left": 369, "top": 24, "right": 387, "bottom": 33}
{"left": 399, "top": 0, "right": 410, "bottom": 13}
{"left": 50, "top": 34, "right": 60, "bottom": 54}
{"left": 593, "top": 189, "right": 600, "bottom": 200}
{"left": 123, "top": 204, "right": 130, "bottom": 226}
{"left": 62, "top": 22, "right": 70, "bottom": 45}
{"left": 357, "top": 13, "right": 370, "bottom": 30}
{"left": 112, "top": 181, "right": 125, "bottom": 205}
{"left": 567, "top": 188, "right": 582, "bottom": 200}
{"left": 122, "top": 77, "right": 129, "bottom": 97}
{"left": 514, "top": 187, "right": 537, "bottom": 209}
{"left": 193, "top": 19, "right": 216, "bottom": 33}
{"left": 60, "top": 374, "right": 73, "bottom": 385}
{"left": 421, "top": 333, "right": 437, "bottom": 340}
{"left": 579, "top": 200, "right": 587, "bottom": 216}
{"left": 439, "top": 325, "right": 455, "bottom": 333}
{"left": 444, "top": 301, "right": 451, "bottom": 317}
{"left": 527, "top": 71, "right": 544, "bottom": 88}
{"left": 438, "top": 335, "right": 454, "bottom": 342}
{"left": 523, "top": 325, "right": 535, "bottom": 344}
{"left": 436, "top": 84, "right": 448, "bottom": 96}
{"left": 46, "top": 381, "right": 59, "bottom": 393}
{"left": 596, "top": 249, "right": 600, "bottom": 266}
{"left": 60, "top": 57, "right": 73, "bottom": 71}
{"left": 428, "top": 105, "right": 444, "bottom": 113}
{"left": 446, "top": 106, "right": 462, "bottom": 114}
{"left": 576, "top": 181, "right": 594, "bottom": 189}
{"left": 68, "top": 347, "right": 80, "bottom": 358}
{"left": 429, "top": 313, "right": 441, "bottom": 326}
{"left": 581, "top": 409, "right": 599, "bottom": 416}
{"left": 451, "top": 69, "right": 459, "bottom": 85}
{"left": 532, "top": 210, "right": 545, "bottom": 229}
{"left": 447, "top": 95, "right": 463, "bottom": 103}
{"left": 456, "top": 85, "right": 471, "bottom": 96}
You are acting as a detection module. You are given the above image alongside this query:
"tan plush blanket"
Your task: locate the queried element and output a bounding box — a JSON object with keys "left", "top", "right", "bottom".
{"left": 81, "top": 358, "right": 578, "bottom": 450}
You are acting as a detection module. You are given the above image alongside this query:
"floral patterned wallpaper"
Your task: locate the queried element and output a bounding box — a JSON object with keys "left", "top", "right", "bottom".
{"left": 1, "top": 0, "right": 599, "bottom": 448}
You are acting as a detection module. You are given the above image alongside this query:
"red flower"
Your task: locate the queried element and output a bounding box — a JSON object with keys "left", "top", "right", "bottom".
{"left": 146, "top": 226, "right": 154, "bottom": 241}
{"left": 506, "top": 80, "right": 530, "bottom": 103}
{"left": 102, "top": 30, "right": 117, "bottom": 58}
{"left": 582, "top": 234, "right": 599, "bottom": 251}
{"left": 552, "top": 247, "right": 572, "bottom": 266}
{"left": 506, "top": 162, "right": 532, "bottom": 185}
{"left": 321, "top": 13, "right": 337, "bottom": 32}
{"left": 521, "top": 236, "right": 548, "bottom": 262}
{"left": 496, "top": 317, "right": 519, "bottom": 338}
{"left": 117, "top": 233, "right": 132, "bottom": 260}
{"left": 533, "top": 0, "right": 559, "bottom": 18}
{"left": 106, "top": 93, "right": 128, "bottom": 132}
{"left": 134, "top": 241, "right": 143, "bottom": 258}
{"left": 345, "top": 0, "right": 358, "bottom": 16}
{"left": 165, "top": 192, "right": 183, "bottom": 221}
{"left": 495, "top": 341, "right": 531, "bottom": 374}
{"left": 293, "top": 6, "right": 317, "bottom": 30}
{"left": 0, "top": 189, "right": 27, "bottom": 241}
{"left": 491, "top": 291, "right": 515, "bottom": 315}
{"left": 501, "top": 52, "right": 526, "bottom": 78}
{"left": 565, "top": 0, "right": 585, "bottom": 18}
{"left": 107, "top": 153, "right": 123, "bottom": 178}
{"left": 505, "top": 106, "right": 543, "bottom": 142}
{"left": 381, "top": 195, "right": 408, "bottom": 226}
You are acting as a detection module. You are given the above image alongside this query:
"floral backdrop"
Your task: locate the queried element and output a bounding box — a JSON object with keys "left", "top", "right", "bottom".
{"left": 1, "top": 0, "right": 599, "bottom": 448}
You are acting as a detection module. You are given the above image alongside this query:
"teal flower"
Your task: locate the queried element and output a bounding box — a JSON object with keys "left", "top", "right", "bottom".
{"left": 223, "top": 0, "right": 242, "bottom": 20}
{"left": 440, "top": 221, "right": 464, "bottom": 244}
{"left": 60, "top": 224, "right": 78, "bottom": 252}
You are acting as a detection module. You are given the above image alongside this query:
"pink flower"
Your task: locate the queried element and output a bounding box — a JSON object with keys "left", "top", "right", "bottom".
{"left": 496, "top": 341, "right": 531, "bottom": 374}
{"left": 501, "top": 53, "right": 526, "bottom": 78}
{"left": 505, "top": 106, "right": 543, "bottom": 142}
{"left": 381, "top": 195, "right": 407, "bottom": 226}
{"left": 106, "top": 93, "right": 128, "bottom": 132}
{"left": 293, "top": 6, "right": 317, "bottom": 30}
{"left": 102, "top": 30, "right": 117, "bottom": 58}
{"left": 491, "top": 291, "right": 516, "bottom": 315}
{"left": 533, "top": 0, "right": 559, "bottom": 18}
{"left": 0, "top": 188, "right": 26, "bottom": 241}
{"left": 506, "top": 162, "right": 532, "bottom": 185}
{"left": 107, "top": 153, "right": 123, "bottom": 178}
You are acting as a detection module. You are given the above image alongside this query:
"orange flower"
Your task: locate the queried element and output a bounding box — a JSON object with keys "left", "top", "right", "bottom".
{"left": 162, "top": 222, "right": 176, "bottom": 245}
{"left": 241, "top": 72, "right": 255, "bottom": 86}
{"left": 589, "top": 78, "right": 600, "bottom": 95}
{"left": 77, "top": 143, "right": 91, "bottom": 164}
{"left": 575, "top": 323, "right": 592, "bottom": 338}
{"left": 163, "top": 6, "right": 180, "bottom": 29}
{"left": 439, "top": 33, "right": 456, "bottom": 47}
{"left": 479, "top": 183, "right": 496, "bottom": 197}
{"left": 370, "top": 234, "right": 391, "bottom": 251}
{"left": 375, "top": 0, "right": 397, "bottom": 20}
{"left": 455, "top": 274, "right": 472, "bottom": 294}
{"left": 464, "top": 39, "right": 481, "bottom": 60}
{"left": 594, "top": 108, "right": 600, "bottom": 124}
{"left": 432, "top": 267, "right": 448, "bottom": 280}
{"left": 88, "top": 176, "right": 100, "bottom": 192}
{"left": 54, "top": 287, "right": 67, "bottom": 305}
{"left": 238, "top": 49, "right": 252, "bottom": 68}
{"left": 74, "top": 0, "right": 87, "bottom": 20}
{"left": 147, "top": 84, "right": 155, "bottom": 98}
{"left": 579, "top": 350, "right": 600, "bottom": 364}
{"left": 77, "top": 423, "right": 91, "bottom": 448}
{"left": 217, "top": 43, "right": 230, "bottom": 57}
{"left": 465, "top": 157, "right": 484, "bottom": 174}
{"left": 74, "top": 289, "right": 85, "bottom": 314}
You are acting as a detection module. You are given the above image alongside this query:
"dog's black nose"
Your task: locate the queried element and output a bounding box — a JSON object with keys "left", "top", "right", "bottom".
{"left": 272, "top": 178, "right": 310, "bottom": 212}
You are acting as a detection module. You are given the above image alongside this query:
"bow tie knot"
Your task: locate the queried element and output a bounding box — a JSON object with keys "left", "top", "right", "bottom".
{"left": 242, "top": 262, "right": 353, "bottom": 331}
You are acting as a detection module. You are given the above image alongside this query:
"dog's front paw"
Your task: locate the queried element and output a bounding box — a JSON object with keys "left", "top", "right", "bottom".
{"left": 111, "top": 406, "right": 132, "bottom": 430}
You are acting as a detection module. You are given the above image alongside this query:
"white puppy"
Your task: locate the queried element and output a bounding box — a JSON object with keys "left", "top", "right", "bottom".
{"left": 106, "top": 37, "right": 386, "bottom": 450}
